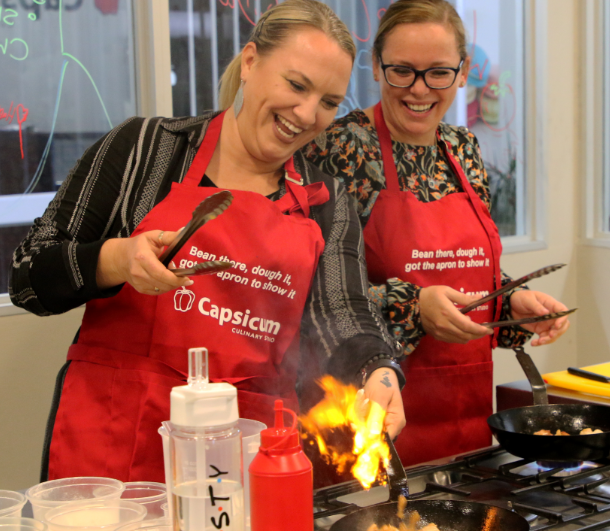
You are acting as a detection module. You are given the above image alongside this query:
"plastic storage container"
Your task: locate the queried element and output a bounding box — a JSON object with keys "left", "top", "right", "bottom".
{"left": 165, "top": 347, "right": 244, "bottom": 531}
{"left": 114, "top": 520, "right": 171, "bottom": 531}
{"left": 160, "top": 420, "right": 263, "bottom": 530}
{"left": 0, "top": 519, "right": 47, "bottom": 531}
{"left": 236, "top": 419, "right": 265, "bottom": 531}
{"left": 249, "top": 400, "right": 313, "bottom": 531}
{"left": 121, "top": 483, "right": 166, "bottom": 520}
{"left": 0, "top": 491, "right": 26, "bottom": 518}
{"left": 43, "top": 500, "right": 146, "bottom": 531}
{"left": 26, "top": 477, "right": 125, "bottom": 521}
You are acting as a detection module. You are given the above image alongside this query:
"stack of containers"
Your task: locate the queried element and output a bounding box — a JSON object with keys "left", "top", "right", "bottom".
{"left": 0, "top": 518, "right": 48, "bottom": 531}
{"left": 26, "top": 477, "right": 125, "bottom": 522}
{"left": 24, "top": 477, "right": 147, "bottom": 531}
{"left": 120, "top": 483, "right": 167, "bottom": 521}
{"left": 0, "top": 492, "right": 26, "bottom": 519}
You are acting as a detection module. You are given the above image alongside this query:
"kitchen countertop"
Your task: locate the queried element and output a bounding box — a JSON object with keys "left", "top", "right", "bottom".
{"left": 497, "top": 379, "right": 610, "bottom": 410}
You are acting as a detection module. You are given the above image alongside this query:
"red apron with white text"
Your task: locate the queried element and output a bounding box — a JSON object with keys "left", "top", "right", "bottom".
{"left": 48, "top": 112, "right": 328, "bottom": 481}
{"left": 363, "top": 103, "right": 503, "bottom": 465}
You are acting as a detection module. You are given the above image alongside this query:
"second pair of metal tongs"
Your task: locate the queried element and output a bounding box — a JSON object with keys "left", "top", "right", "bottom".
{"left": 458, "top": 263, "right": 577, "bottom": 328}
{"left": 159, "top": 190, "right": 234, "bottom": 277}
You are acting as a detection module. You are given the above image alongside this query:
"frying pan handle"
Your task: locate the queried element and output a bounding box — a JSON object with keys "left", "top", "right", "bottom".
{"left": 514, "top": 347, "right": 549, "bottom": 406}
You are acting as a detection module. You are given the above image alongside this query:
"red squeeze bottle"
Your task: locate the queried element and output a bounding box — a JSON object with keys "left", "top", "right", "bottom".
{"left": 249, "top": 400, "right": 313, "bottom": 531}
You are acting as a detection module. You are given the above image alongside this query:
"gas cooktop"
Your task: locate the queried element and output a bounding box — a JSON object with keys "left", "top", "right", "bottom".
{"left": 313, "top": 446, "right": 610, "bottom": 530}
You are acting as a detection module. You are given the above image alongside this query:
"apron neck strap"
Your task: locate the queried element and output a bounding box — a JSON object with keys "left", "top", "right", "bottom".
{"left": 283, "top": 156, "right": 302, "bottom": 186}
{"left": 374, "top": 102, "right": 401, "bottom": 193}
{"left": 437, "top": 131, "right": 503, "bottom": 344}
{"left": 182, "top": 112, "right": 225, "bottom": 187}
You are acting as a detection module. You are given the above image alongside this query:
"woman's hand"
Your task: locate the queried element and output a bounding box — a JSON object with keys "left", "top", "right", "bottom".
{"left": 363, "top": 368, "right": 406, "bottom": 440}
{"left": 509, "top": 290, "right": 570, "bottom": 346}
{"left": 96, "top": 229, "right": 193, "bottom": 295}
{"left": 419, "top": 285, "right": 493, "bottom": 343}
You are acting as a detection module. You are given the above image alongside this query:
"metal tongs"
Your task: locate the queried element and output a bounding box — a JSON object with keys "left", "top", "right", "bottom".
{"left": 159, "top": 190, "right": 234, "bottom": 276}
{"left": 458, "top": 263, "right": 577, "bottom": 328}
{"left": 384, "top": 432, "right": 409, "bottom": 501}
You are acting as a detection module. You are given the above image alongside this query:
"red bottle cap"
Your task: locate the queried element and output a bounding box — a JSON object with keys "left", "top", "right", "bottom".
{"left": 260, "top": 400, "right": 300, "bottom": 451}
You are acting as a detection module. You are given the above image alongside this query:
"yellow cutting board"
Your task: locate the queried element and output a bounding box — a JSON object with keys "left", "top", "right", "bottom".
{"left": 543, "top": 362, "right": 610, "bottom": 397}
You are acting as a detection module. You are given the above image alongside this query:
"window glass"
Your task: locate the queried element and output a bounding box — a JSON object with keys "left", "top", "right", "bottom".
{"left": 447, "top": 0, "right": 526, "bottom": 237}
{"left": 169, "top": 0, "right": 527, "bottom": 238}
{"left": 0, "top": 0, "right": 137, "bottom": 295}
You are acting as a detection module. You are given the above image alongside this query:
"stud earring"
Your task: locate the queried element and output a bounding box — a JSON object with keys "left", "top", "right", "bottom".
{"left": 233, "top": 80, "right": 244, "bottom": 117}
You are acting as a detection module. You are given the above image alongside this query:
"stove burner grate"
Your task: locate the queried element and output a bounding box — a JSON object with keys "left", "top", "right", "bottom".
{"left": 313, "top": 447, "right": 610, "bottom": 531}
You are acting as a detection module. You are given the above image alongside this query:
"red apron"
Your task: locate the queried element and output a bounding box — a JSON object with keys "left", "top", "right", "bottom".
{"left": 363, "top": 102, "right": 503, "bottom": 465}
{"left": 48, "top": 112, "right": 329, "bottom": 481}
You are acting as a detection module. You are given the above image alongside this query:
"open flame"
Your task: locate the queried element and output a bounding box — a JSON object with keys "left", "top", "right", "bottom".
{"left": 299, "top": 376, "right": 390, "bottom": 489}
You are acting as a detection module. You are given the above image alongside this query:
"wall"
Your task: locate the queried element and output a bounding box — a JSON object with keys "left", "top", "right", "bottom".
{"left": 577, "top": 247, "right": 610, "bottom": 366}
{"left": 0, "top": 308, "right": 84, "bottom": 490}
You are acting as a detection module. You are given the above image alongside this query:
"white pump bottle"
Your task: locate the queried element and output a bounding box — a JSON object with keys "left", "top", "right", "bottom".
{"left": 166, "top": 347, "right": 244, "bottom": 531}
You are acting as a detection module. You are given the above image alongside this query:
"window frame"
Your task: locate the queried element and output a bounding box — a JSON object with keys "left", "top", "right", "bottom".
{"left": 499, "top": 0, "right": 548, "bottom": 254}
{"left": 581, "top": 0, "right": 608, "bottom": 248}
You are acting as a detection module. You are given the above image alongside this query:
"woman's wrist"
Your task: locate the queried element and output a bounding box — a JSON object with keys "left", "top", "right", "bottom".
{"left": 96, "top": 238, "right": 127, "bottom": 289}
{"left": 360, "top": 356, "right": 406, "bottom": 389}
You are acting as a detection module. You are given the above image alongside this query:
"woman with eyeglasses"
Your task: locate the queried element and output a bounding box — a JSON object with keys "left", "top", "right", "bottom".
{"left": 304, "top": 0, "right": 569, "bottom": 465}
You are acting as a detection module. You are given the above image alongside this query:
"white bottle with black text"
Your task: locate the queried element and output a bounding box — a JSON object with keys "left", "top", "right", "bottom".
{"left": 167, "top": 348, "right": 244, "bottom": 531}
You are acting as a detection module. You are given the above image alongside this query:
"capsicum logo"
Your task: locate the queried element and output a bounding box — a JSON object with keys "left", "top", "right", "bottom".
{"left": 174, "top": 287, "right": 195, "bottom": 312}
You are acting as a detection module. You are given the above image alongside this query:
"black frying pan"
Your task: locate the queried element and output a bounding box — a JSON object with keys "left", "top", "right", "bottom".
{"left": 487, "top": 348, "right": 610, "bottom": 461}
{"left": 330, "top": 434, "right": 529, "bottom": 531}
{"left": 329, "top": 499, "right": 529, "bottom": 531}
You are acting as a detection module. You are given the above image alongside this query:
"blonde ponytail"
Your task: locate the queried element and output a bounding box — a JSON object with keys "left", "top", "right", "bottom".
{"left": 219, "top": 53, "right": 243, "bottom": 110}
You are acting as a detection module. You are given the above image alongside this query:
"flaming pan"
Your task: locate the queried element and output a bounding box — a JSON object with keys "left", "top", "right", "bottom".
{"left": 488, "top": 348, "right": 610, "bottom": 461}
{"left": 330, "top": 434, "right": 529, "bottom": 531}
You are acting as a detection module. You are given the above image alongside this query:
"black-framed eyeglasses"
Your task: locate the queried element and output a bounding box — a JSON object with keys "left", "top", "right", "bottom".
{"left": 380, "top": 60, "right": 464, "bottom": 90}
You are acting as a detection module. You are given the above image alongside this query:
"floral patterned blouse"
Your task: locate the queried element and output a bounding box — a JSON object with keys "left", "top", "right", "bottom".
{"left": 302, "top": 109, "right": 532, "bottom": 355}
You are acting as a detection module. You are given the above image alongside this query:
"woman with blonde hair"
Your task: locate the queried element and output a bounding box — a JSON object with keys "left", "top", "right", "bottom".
{"left": 11, "top": 0, "right": 405, "bottom": 482}
{"left": 305, "top": 0, "right": 569, "bottom": 465}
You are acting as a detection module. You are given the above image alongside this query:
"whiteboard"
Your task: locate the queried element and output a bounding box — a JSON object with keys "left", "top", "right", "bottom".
{"left": 0, "top": 0, "right": 137, "bottom": 227}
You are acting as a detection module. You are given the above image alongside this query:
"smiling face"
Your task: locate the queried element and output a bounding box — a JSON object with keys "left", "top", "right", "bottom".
{"left": 237, "top": 27, "right": 353, "bottom": 166}
{"left": 373, "top": 22, "right": 468, "bottom": 145}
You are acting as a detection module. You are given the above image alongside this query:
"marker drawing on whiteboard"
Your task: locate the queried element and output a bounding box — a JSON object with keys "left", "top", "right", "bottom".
{"left": 24, "top": 60, "right": 68, "bottom": 195}
{"left": 0, "top": 102, "right": 29, "bottom": 159}
{"left": 2, "top": 0, "right": 113, "bottom": 197}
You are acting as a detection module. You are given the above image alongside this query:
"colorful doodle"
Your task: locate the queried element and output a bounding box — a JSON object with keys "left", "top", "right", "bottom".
{"left": 0, "top": 101, "right": 28, "bottom": 158}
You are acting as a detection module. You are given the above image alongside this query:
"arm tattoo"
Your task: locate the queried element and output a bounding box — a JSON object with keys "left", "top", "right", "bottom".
{"left": 381, "top": 376, "right": 392, "bottom": 388}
